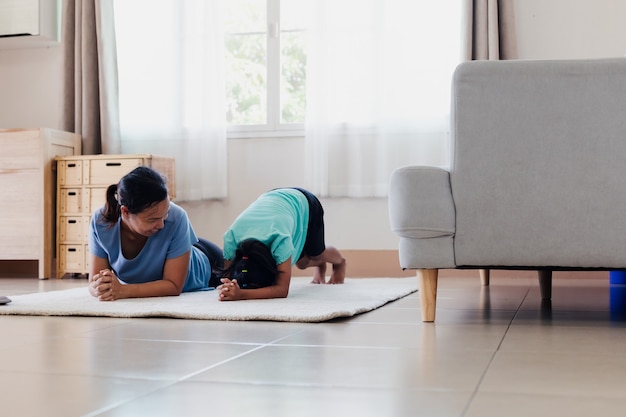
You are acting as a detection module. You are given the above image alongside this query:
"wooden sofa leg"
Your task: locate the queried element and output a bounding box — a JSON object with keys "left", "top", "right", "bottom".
{"left": 479, "top": 269, "right": 490, "bottom": 286}
{"left": 417, "top": 269, "right": 438, "bottom": 322}
{"left": 538, "top": 270, "right": 552, "bottom": 300}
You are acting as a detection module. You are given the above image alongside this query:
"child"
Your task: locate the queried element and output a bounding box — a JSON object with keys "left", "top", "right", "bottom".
{"left": 219, "top": 187, "right": 346, "bottom": 301}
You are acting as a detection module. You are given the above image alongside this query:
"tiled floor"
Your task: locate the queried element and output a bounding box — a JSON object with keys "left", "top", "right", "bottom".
{"left": 2, "top": 271, "right": 626, "bottom": 417}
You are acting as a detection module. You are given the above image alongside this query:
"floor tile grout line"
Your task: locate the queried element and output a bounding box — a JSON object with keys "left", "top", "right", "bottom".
{"left": 80, "top": 330, "right": 309, "bottom": 417}
{"left": 459, "top": 284, "right": 532, "bottom": 417}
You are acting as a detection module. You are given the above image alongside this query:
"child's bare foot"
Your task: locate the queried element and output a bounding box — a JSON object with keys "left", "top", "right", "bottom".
{"left": 311, "top": 263, "right": 327, "bottom": 284}
{"left": 328, "top": 259, "right": 346, "bottom": 284}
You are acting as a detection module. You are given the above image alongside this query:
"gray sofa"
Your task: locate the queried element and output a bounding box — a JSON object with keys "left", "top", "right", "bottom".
{"left": 389, "top": 58, "right": 626, "bottom": 322}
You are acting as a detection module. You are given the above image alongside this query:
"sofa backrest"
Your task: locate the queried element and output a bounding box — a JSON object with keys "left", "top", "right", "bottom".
{"left": 450, "top": 58, "right": 626, "bottom": 268}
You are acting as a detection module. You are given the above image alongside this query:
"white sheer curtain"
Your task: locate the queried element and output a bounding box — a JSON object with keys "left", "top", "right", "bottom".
{"left": 113, "top": 0, "right": 227, "bottom": 200}
{"left": 305, "top": 0, "right": 462, "bottom": 197}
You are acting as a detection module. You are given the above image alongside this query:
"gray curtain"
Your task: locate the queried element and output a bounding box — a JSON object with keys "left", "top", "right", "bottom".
{"left": 61, "top": 0, "right": 120, "bottom": 155}
{"left": 463, "top": 0, "right": 518, "bottom": 60}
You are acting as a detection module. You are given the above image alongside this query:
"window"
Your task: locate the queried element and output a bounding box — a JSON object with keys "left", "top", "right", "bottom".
{"left": 223, "top": 0, "right": 308, "bottom": 138}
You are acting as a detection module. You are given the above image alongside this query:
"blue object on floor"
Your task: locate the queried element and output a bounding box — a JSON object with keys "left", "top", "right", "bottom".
{"left": 610, "top": 271, "right": 626, "bottom": 321}
{"left": 610, "top": 270, "right": 626, "bottom": 285}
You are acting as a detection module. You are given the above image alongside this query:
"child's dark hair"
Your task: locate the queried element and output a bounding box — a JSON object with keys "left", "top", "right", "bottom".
{"left": 221, "top": 239, "right": 278, "bottom": 289}
{"left": 100, "top": 166, "right": 169, "bottom": 226}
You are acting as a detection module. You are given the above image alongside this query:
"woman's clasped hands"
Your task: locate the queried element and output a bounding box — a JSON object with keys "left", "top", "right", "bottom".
{"left": 89, "top": 269, "right": 123, "bottom": 301}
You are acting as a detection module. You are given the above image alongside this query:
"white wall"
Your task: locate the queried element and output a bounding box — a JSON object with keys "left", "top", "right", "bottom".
{"left": 2, "top": 0, "right": 626, "bottom": 250}
{"left": 514, "top": 0, "right": 626, "bottom": 59}
{"left": 0, "top": 46, "right": 62, "bottom": 129}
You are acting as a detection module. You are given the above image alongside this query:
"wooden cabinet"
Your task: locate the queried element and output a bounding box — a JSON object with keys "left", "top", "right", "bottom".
{"left": 0, "top": 128, "right": 81, "bottom": 279}
{"left": 55, "top": 154, "right": 175, "bottom": 278}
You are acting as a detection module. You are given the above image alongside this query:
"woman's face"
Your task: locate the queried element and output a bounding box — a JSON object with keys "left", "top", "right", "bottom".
{"left": 122, "top": 199, "right": 170, "bottom": 237}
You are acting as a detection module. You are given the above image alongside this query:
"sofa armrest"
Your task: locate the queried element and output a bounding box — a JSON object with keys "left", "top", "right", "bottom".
{"left": 389, "top": 166, "right": 455, "bottom": 239}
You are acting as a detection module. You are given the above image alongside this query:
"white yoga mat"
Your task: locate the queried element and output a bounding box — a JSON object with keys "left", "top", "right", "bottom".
{"left": 0, "top": 278, "right": 417, "bottom": 322}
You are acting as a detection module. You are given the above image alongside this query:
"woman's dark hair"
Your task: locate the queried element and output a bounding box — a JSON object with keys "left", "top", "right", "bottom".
{"left": 100, "top": 166, "right": 168, "bottom": 226}
{"left": 220, "top": 239, "right": 278, "bottom": 289}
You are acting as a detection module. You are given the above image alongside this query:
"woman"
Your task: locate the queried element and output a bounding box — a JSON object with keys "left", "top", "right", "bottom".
{"left": 88, "top": 166, "right": 223, "bottom": 301}
{"left": 218, "top": 187, "right": 346, "bottom": 301}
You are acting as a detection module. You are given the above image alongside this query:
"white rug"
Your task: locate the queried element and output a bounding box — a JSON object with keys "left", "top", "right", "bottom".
{"left": 0, "top": 278, "right": 417, "bottom": 322}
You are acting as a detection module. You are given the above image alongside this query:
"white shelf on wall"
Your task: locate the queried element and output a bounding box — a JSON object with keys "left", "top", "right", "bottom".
{"left": 0, "top": 0, "right": 60, "bottom": 49}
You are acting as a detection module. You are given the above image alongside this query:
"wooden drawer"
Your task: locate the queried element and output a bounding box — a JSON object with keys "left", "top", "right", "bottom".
{"left": 57, "top": 188, "right": 108, "bottom": 219}
{"left": 58, "top": 188, "right": 83, "bottom": 214}
{"left": 85, "top": 158, "right": 143, "bottom": 185}
{"left": 57, "top": 160, "right": 83, "bottom": 186}
{"left": 58, "top": 216, "right": 88, "bottom": 242}
{"left": 59, "top": 244, "right": 86, "bottom": 273}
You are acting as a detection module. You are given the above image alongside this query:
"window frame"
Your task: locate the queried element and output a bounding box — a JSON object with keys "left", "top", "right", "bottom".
{"left": 226, "top": 0, "right": 305, "bottom": 139}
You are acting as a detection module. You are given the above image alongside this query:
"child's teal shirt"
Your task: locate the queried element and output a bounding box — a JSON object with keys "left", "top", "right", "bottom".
{"left": 223, "top": 189, "right": 309, "bottom": 265}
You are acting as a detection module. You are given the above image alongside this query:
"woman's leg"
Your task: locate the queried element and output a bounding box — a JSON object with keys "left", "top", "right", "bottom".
{"left": 194, "top": 238, "right": 224, "bottom": 287}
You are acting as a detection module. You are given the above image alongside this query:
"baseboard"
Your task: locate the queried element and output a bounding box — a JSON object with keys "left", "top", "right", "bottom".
{"left": 0, "top": 260, "right": 39, "bottom": 278}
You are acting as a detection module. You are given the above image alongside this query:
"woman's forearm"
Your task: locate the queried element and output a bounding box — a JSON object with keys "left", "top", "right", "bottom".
{"left": 119, "top": 279, "right": 183, "bottom": 299}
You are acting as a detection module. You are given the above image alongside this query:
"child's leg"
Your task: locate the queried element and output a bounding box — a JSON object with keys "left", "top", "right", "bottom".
{"left": 297, "top": 246, "right": 346, "bottom": 284}
{"left": 292, "top": 188, "right": 346, "bottom": 283}
{"left": 312, "top": 261, "right": 327, "bottom": 284}
{"left": 296, "top": 255, "right": 322, "bottom": 282}
{"left": 322, "top": 246, "right": 346, "bottom": 284}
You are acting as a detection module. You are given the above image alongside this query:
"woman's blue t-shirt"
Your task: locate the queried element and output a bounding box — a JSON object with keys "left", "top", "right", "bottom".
{"left": 89, "top": 202, "right": 210, "bottom": 292}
